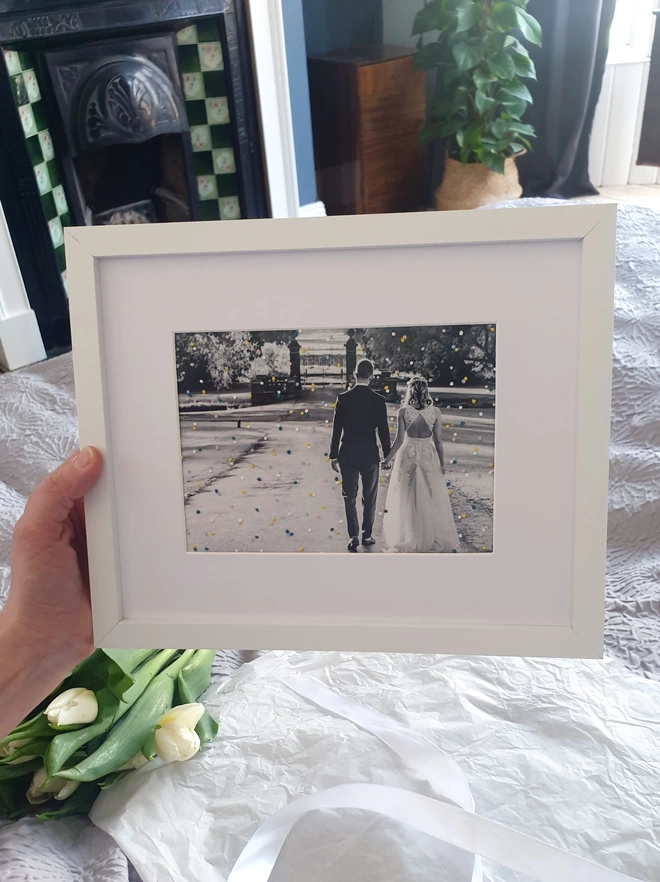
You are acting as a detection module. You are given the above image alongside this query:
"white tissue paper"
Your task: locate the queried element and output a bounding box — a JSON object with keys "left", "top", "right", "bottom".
{"left": 91, "top": 651, "right": 660, "bottom": 882}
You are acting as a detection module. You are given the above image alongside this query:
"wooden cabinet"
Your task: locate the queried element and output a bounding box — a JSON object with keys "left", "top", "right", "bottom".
{"left": 307, "top": 46, "right": 426, "bottom": 215}
{"left": 638, "top": 12, "right": 660, "bottom": 166}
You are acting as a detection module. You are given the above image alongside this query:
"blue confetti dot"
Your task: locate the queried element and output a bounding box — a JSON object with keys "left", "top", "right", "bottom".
{"left": 460, "top": 421, "right": 465, "bottom": 426}
{"left": 255, "top": 507, "right": 259, "bottom": 511}
{"left": 452, "top": 549, "right": 457, "bottom": 553}
{"left": 472, "top": 505, "right": 477, "bottom": 510}
{"left": 232, "top": 436, "right": 236, "bottom": 440}
{"left": 278, "top": 426, "right": 283, "bottom": 431}
{"left": 187, "top": 391, "right": 192, "bottom": 398}
{"left": 330, "top": 528, "right": 334, "bottom": 532}
{"left": 193, "top": 546, "right": 198, "bottom": 551}
{"left": 204, "top": 547, "right": 209, "bottom": 551}
{"left": 286, "top": 450, "right": 291, "bottom": 455}
{"left": 255, "top": 535, "right": 259, "bottom": 539}
{"left": 215, "top": 489, "right": 219, "bottom": 494}
{"left": 446, "top": 481, "right": 451, "bottom": 487}
{"left": 285, "top": 529, "right": 290, "bottom": 534}
{"left": 384, "top": 509, "right": 388, "bottom": 514}
{"left": 257, "top": 477, "right": 262, "bottom": 482}
{"left": 293, "top": 480, "right": 298, "bottom": 485}
{"left": 196, "top": 510, "right": 200, "bottom": 514}
{"left": 334, "top": 477, "right": 339, "bottom": 482}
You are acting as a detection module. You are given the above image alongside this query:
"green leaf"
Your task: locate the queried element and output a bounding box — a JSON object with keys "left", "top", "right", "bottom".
{"left": 452, "top": 41, "right": 483, "bottom": 70}
{"left": 412, "top": 0, "right": 446, "bottom": 35}
{"left": 506, "top": 119, "right": 535, "bottom": 136}
{"left": 456, "top": 1, "right": 480, "bottom": 32}
{"left": 500, "top": 98, "right": 528, "bottom": 116}
{"left": 104, "top": 649, "right": 158, "bottom": 700}
{"left": 440, "top": 120, "right": 465, "bottom": 138}
{"left": 473, "top": 67, "right": 496, "bottom": 90}
{"left": 510, "top": 142, "right": 527, "bottom": 153}
{"left": 516, "top": 8, "right": 542, "bottom": 46}
{"left": 491, "top": 1, "right": 520, "bottom": 31}
{"left": 482, "top": 152, "right": 506, "bottom": 174}
{"left": 35, "top": 783, "right": 100, "bottom": 820}
{"left": 499, "top": 81, "right": 532, "bottom": 102}
{"left": 487, "top": 51, "right": 516, "bottom": 79}
{"left": 420, "top": 121, "right": 445, "bottom": 145}
{"left": 475, "top": 89, "right": 497, "bottom": 114}
{"left": 414, "top": 41, "right": 449, "bottom": 69}
{"left": 511, "top": 50, "right": 536, "bottom": 79}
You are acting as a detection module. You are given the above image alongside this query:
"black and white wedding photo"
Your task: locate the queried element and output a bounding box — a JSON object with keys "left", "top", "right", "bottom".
{"left": 176, "top": 325, "right": 495, "bottom": 554}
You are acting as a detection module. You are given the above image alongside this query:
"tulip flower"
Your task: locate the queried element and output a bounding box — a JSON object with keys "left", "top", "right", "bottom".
{"left": 27, "top": 767, "right": 80, "bottom": 804}
{"left": 0, "top": 738, "right": 37, "bottom": 764}
{"left": 154, "top": 703, "right": 204, "bottom": 763}
{"left": 44, "top": 688, "right": 98, "bottom": 727}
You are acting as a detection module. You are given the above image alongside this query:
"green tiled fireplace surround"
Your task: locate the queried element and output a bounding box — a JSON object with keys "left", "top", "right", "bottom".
{"left": 3, "top": 47, "right": 72, "bottom": 294}
{"left": 2, "top": 18, "right": 241, "bottom": 282}
{"left": 177, "top": 20, "right": 241, "bottom": 222}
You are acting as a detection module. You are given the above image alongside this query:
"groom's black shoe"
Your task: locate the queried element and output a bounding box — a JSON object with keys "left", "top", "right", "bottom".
{"left": 347, "top": 537, "right": 360, "bottom": 552}
{"left": 362, "top": 536, "right": 376, "bottom": 547}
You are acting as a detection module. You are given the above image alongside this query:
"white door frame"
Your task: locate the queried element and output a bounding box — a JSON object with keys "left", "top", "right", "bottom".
{"left": 247, "top": 0, "right": 325, "bottom": 218}
{"left": 0, "top": 200, "right": 46, "bottom": 371}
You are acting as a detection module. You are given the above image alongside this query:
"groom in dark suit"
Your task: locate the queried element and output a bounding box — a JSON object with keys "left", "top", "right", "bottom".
{"left": 330, "top": 359, "right": 391, "bottom": 551}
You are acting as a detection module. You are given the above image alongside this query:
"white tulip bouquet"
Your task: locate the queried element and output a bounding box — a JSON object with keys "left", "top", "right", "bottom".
{"left": 0, "top": 648, "right": 218, "bottom": 820}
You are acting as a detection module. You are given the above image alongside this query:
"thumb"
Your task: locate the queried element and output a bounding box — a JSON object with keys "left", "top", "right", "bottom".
{"left": 20, "top": 447, "right": 103, "bottom": 541}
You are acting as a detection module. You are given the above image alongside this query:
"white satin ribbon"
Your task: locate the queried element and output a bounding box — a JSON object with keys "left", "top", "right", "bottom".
{"left": 226, "top": 676, "right": 645, "bottom": 882}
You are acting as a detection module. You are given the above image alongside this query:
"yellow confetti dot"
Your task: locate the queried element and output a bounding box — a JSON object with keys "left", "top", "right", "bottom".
{"left": 471, "top": 399, "right": 476, "bottom": 404}
{"left": 271, "top": 517, "right": 277, "bottom": 523}
{"left": 461, "top": 514, "right": 467, "bottom": 519}
{"left": 445, "top": 424, "right": 450, "bottom": 429}
{"left": 202, "top": 390, "right": 207, "bottom": 395}
{"left": 250, "top": 464, "right": 255, "bottom": 469}
{"left": 308, "top": 492, "right": 313, "bottom": 497}
{"left": 211, "top": 532, "right": 215, "bottom": 536}
{"left": 473, "top": 447, "right": 479, "bottom": 452}
{"left": 321, "top": 505, "right": 326, "bottom": 510}
{"left": 238, "top": 518, "right": 243, "bottom": 524}
{"left": 489, "top": 462, "right": 494, "bottom": 468}
{"left": 241, "top": 490, "right": 246, "bottom": 495}
{"left": 245, "top": 423, "right": 250, "bottom": 429}
{"left": 299, "top": 547, "right": 304, "bottom": 552}
{"left": 448, "top": 490, "right": 452, "bottom": 495}
{"left": 306, "top": 443, "right": 311, "bottom": 449}
{"left": 228, "top": 457, "right": 233, "bottom": 463}
{"left": 482, "top": 546, "right": 488, "bottom": 551}
{"left": 192, "top": 426, "right": 197, "bottom": 430}
{"left": 196, "top": 483, "right": 201, "bottom": 488}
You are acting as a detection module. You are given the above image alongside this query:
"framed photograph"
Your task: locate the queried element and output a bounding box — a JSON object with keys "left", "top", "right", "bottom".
{"left": 66, "top": 204, "right": 616, "bottom": 657}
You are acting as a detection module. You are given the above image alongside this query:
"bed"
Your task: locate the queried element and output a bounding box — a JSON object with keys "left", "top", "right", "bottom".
{"left": 0, "top": 199, "right": 658, "bottom": 881}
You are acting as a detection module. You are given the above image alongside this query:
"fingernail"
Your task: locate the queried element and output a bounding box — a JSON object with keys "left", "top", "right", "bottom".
{"left": 72, "top": 447, "right": 94, "bottom": 470}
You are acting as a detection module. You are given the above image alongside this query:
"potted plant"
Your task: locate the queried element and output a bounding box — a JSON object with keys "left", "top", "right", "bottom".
{"left": 413, "top": 0, "right": 542, "bottom": 210}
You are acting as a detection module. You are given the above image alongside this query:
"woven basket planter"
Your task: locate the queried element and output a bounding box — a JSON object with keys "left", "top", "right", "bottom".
{"left": 435, "top": 153, "right": 523, "bottom": 211}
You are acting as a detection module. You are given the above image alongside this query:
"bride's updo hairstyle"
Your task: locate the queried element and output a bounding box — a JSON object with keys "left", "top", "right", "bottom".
{"left": 404, "top": 375, "right": 432, "bottom": 410}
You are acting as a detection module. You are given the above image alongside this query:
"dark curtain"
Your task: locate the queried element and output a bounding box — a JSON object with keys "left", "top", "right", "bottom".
{"left": 518, "top": 0, "right": 617, "bottom": 198}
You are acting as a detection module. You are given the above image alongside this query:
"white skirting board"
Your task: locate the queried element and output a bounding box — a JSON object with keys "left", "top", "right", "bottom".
{"left": 0, "top": 310, "right": 46, "bottom": 372}
{"left": 298, "top": 201, "right": 327, "bottom": 218}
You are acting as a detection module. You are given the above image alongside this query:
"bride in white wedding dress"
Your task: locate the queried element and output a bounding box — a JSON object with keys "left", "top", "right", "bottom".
{"left": 382, "top": 376, "right": 460, "bottom": 553}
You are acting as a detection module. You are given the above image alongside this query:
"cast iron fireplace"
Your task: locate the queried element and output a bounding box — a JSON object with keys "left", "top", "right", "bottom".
{"left": 0, "top": 0, "right": 266, "bottom": 352}
{"left": 45, "top": 36, "right": 199, "bottom": 225}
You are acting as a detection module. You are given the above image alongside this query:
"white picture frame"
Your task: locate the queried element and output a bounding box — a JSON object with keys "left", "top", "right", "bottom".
{"left": 66, "top": 204, "right": 616, "bottom": 657}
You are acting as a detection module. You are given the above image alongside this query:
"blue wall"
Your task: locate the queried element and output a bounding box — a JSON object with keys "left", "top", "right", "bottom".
{"left": 301, "top": 0, "right": 383, "bottom": 55}
{"left": 281, "top": 0, "right": 384, "bottom": 209}
{"left": 281, "top": 0, "right": 318, "bottom": 208}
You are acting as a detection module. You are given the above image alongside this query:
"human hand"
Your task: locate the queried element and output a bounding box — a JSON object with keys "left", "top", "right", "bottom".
{"left": 331, "top": 459, "right": 340, "bottom": 474}
{"left": 4, "top": 447, "right": 103, "bottom": 671}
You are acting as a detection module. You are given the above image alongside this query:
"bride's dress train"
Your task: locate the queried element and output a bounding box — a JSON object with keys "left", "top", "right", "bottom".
{"left": 383, "top": 405, "right": 460, "bottom": 553}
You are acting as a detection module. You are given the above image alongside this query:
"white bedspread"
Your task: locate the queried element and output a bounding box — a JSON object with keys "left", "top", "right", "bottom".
{"left": 0, "top": 200, "right": 658, "bottom": 881}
